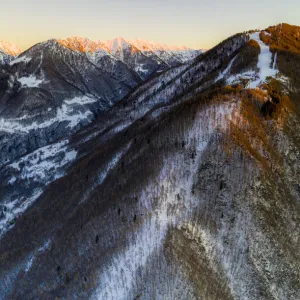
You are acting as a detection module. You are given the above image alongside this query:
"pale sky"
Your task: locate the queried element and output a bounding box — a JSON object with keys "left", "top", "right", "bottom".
{"left": 1, "top": 0, "right": 299, "bottom": 51}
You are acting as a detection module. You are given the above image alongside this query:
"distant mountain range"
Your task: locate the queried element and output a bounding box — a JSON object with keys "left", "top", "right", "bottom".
{"left": 0, "top": 37, "right": 202, "bottom": 79}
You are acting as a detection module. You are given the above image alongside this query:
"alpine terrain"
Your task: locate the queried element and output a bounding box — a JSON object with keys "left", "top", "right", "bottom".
{"left": 0, "top": 41, "right": 22, "bottom": 65}
{"left": 0, "top": 23, "right": 300, "bottom": 300}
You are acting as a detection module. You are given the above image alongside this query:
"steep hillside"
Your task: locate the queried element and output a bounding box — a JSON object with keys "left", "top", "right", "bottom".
{"left": 0, "top": 25, "right": 300, "bottom": 300}
{"left": 261, "top": 23, "right": 300, "bottom": 92}
{"left": 0, "top": 39, "right": 138, "bottom": 166}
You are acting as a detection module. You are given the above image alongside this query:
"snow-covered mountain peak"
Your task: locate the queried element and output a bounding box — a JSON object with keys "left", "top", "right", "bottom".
{"left": 128, "top": 38, "right": 203, "bottom": 65}
{"left": 57, "top": 37, "right": 106, "bottom": 54}
{"left": 102, "top": 37, "right": 140, "bottom": 55}
{"left": 57, "top": 36, "right": 199, "bottom": 57}
{"left": 0, "top": 40, "right": 22, "bottom": 56}
{"left": 129, "top": 39, "right": 191, "bottom": 52}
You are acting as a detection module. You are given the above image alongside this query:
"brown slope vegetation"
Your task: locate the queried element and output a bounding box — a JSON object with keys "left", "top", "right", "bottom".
{"left": 164, "top": 227, "right": 234, "bottom": 300}
{"left": 230, "top": 39, "right": 260, "bottom": 75}
{"left": 261, "top": 23, "right": 300, "bottom": 92}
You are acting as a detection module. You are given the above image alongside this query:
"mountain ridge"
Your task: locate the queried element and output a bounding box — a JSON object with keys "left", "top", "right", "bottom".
{"left": 57, "top": 36, "right": 202, "bottom": 79}
{"left": 4, "top": 36, "right": 202, "bottom": 80}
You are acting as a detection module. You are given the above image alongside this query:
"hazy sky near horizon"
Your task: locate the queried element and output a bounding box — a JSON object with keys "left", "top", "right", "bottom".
{"left": 1, "top": 0, "right": 299, "bottom": 50}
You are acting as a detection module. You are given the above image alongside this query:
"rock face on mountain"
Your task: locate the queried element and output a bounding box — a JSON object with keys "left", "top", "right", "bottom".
{"left": 57, "top": 37, "right": 143, "bottom": 87}
{"left": 0, "top": 23, "right": 300, "bottom": 300}
{"left": 0, "top": 41, "right": 22, "bottom": 65}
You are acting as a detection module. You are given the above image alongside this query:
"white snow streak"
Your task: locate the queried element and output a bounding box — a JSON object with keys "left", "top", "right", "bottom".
{"left": 64, "top": 95, "right": 97, "bottom": 105}
{"left": 81, "top": 142, "right": 132, "bottom": 204}
{"left": 25, "top": 239, "right": 51, "bottom": 273}
{"left": 9, "top": 56, "right": 31, "bottom": 66}
{"left": 216, "top": 55, "right": 237, "bottom": 82}
{"left": 248, "top": 32, "right": 278, "bottom": 88}
{"left": 0, "top": 190, "right": 42, "bottom": 238}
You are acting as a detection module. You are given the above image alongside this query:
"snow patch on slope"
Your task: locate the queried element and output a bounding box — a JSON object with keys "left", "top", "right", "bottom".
{"left": 0, "top": 190, "right": 43, "bottom": 238}
{"left": 248, "top": 32, "right": 278, "bottom": 88}
{"left": 18, "top": 75, "right": 44, "bottom": 88}
{"left": 1, "top": 140, "right": 77, "bottom": 238}
{"left": 9, "top": 139, "right": 77, "bottom": 182}
{"left": 221, "top": 32, "right": 279, "bottom": 88}
{"left": 0, "top": 95, "right": 97, "bottom": 133}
